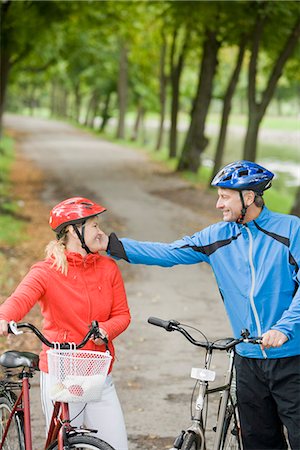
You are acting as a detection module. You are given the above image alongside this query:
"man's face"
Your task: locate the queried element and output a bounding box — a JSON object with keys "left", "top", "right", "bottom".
{"left": 216, "top": 188, "right": 242, "bottom": 222}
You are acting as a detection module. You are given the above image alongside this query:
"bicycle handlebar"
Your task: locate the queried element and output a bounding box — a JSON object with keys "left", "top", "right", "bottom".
{"left": 148, "top": 316, "right": 262, "bottom": 350}
{"left": 8, "top": 320, "right": 109, "bottom": 351}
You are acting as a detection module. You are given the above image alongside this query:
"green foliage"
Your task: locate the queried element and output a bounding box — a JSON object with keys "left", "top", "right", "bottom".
{"left": 0, "top": 214, "right": 26, "bottom": 246}
{"left": 0, "top": 136, "right": 27, "bottom": 246}
{"left": 102, "top": 112, "right": 298, "bottom": 215}
{"left": 3, "top": 0, "right": 299, "bottom": 215}
{"left": 0, "top": 136, "right": 14, "bottom": 194}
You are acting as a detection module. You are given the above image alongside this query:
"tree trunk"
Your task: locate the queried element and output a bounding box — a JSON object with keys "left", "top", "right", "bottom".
{"left": 177, "top": 29, "right": 220, "bottom": 172}
{"left": 90, "top": 95, "right": 100, "bottom": 129}
{"left": 169, "top": 29, "right": 189, "bottom": 159}
{"left": 210, "top": 37, "right": 246, "bottom": 183}
{"left": 84, "top": 91, "right": 96, "bottom": 126}
{"left": 116, "top": 43, "right": 128, "bottom": 139}
{"left": 0, "top": 1, "right": 12, "bottom": 136}
{"left": 50, "top": 81, "right": 57, "bottom": 116}
{"left": 155, "top": 36, "right": 168, "bottom": 151}
{"left": 59, "top": 88, "right": 69, "bottom": 118}
{"left": 85, "top": 90, "right": 99, "bottom": 127}
{"left": 243, "top": 110, "right": 262, "bottom": 161}
{"left": 244, "top": 15, "right": 300, "bottom": 161}
{"left": 99, "top": 91, "right": 112, "bottom": 132}
{"left": 290, "top": 186, "right": 300, "bottom": 217}
{"left": 73, "top": 83, "right": 81, "bottom": 123}
{"left": 131, "top": 100, "right": 144, "bottom": 141}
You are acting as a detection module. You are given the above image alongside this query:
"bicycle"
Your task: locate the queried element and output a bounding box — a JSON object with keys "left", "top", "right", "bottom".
{"left": 148, "top": 317, "right": 262, "bottom": 450}
{"left": 0, "top": 320, "right": 116, "bottom": 450}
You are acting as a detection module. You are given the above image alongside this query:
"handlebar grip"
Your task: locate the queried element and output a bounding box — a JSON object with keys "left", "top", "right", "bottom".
{"left": 147, "top": 317, "right": 179, "bottom": 332}
{"left": 8, "top": 321, "right": 23, "bottom": 335}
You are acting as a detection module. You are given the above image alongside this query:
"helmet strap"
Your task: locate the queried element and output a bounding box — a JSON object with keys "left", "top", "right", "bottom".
{"left": 72, "top": 223, "right": 91, "bottom": 254}
{"left": 237, "top": 191, "right": 248, "bottom": 224}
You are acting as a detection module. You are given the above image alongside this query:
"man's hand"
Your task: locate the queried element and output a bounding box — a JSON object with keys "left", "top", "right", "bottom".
{"left": 0, "top": 320, "right": 9, "bottom": 336}
{"left": 261, "top": 330, "right": 288, "bottom": 349}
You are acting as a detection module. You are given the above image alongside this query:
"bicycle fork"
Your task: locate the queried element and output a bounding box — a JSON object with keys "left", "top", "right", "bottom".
{"left": 211, "top": 350, "right": 235, "bottom": 450}
{"left": 187, "top": 380, "right": 207, "bottom": 450}
{"left": 184, "top": 350, "right": 216, "bottom": 450}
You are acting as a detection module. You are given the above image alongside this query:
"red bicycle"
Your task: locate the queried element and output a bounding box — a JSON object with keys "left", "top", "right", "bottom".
{"left": 0, "top": 321, "right": 115, "bottom": 450}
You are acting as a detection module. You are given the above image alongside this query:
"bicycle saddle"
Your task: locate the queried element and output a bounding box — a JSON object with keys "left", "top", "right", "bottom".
{"left": 0, "top": 351, "right": 39, "bottom": 369}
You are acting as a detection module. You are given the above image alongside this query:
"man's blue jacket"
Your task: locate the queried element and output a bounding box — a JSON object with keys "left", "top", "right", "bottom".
{"left": 108, "top": 207, "right": 300, "bottom": 359}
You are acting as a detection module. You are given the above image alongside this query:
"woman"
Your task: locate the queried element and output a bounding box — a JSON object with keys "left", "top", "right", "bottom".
{"left": 0, "top": 197, "right": 131, "bottom": 450}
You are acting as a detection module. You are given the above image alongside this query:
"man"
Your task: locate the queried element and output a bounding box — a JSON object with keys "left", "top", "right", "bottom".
{"left": 101, "top": 161, "right": 300, "bottom": 450}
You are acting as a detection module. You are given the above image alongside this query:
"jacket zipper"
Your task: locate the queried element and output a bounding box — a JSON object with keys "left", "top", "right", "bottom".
{"left": 244, "top": 225, "right": 267, "bottom": 359}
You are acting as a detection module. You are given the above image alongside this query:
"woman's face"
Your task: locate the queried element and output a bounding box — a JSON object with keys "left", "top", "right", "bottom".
{"left": 80, "top": 216, "right": 106, "bottom": 253}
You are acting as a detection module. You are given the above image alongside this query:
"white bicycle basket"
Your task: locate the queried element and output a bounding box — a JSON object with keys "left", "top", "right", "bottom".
{"left": 47, "top": 346, "right": 112, "bottom": 403}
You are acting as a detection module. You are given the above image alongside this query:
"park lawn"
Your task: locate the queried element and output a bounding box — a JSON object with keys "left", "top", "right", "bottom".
{"left": 0, "top": 136, "right": 27, "bottom": 246}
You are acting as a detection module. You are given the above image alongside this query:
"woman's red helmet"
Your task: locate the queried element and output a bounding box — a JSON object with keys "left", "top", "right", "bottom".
{"left": 49, "top": 197, "right": 106, "bottom": 234}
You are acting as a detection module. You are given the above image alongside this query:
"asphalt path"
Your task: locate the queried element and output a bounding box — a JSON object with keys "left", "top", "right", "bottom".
{"left": 4, "top": 114, "right": 233, "bottom": 450}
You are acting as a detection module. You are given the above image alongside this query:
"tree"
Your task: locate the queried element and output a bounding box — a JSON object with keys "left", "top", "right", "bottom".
{"left": 243, "top": 2, "right": 300, "bottom": 161}
{"left": 290, "top": 187, "right": 300, "bottom": 217}
{"left": 116, "top": 42, "right": 128, "bottom": 139}
{"left": 177, "top": 27, "right": 220, "bottom": 172}
{"left": 0, "top": 0, "right": 78, "bottom": 135}
{"left": 210, "top": 37, "right": 247, "bottom": 182}
{"left": 168, "top": 27, "right": 190, "bottom": 158}
{"left": 155, "top": 34, "right": 168, "bottom": 151}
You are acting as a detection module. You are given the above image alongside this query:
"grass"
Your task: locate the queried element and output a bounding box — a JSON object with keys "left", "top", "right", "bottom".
{"left": 0, "top": 136, "right": 28, "bottom": 246}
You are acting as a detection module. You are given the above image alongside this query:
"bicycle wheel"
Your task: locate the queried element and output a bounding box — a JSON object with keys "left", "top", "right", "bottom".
{"left": 0, "top": 395, "right": 24, "bottom": 450}
{"left": 47, "top": 434, "right": 116, "bottom": 450}
{"left": 220, "top": 404, "right": 242, "bottom": 450}
{"left": 181, "top": 431, "right": 202, "bottom": 450}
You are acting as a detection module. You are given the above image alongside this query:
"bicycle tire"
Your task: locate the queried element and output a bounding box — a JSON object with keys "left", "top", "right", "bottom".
{"left": 0, "top": 395, "right": 25, "bottom": 450}
{"left": 47, "top": 434, "right": 116, "bottom": 450}
{"left": 181, "top": 431, "right": 202, "bottom": 450}
{"left": 220, "top": 404, "right": 242, "bottom": 450}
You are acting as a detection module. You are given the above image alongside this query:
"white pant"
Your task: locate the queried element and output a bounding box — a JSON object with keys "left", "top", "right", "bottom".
{"left": 40, "top": 372, "right": 128, "bottom": 450}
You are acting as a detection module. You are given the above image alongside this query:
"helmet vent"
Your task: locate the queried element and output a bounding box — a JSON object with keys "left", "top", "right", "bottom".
{"left": 238, "top": 170, "right": 248, "bottom": 177}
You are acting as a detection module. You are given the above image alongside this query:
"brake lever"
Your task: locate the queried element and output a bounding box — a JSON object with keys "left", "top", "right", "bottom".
{"left": 90, "top": 320, "right": 109, "bottom": 348}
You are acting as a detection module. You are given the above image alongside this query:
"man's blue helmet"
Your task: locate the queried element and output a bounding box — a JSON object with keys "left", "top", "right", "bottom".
{"left": 211, "top": 160, "right": 274, "bottom": 194}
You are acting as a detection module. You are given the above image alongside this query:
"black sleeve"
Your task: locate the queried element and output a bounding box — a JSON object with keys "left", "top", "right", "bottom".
{"left": 108, "top": 233, "right": 129, "bottom": 262}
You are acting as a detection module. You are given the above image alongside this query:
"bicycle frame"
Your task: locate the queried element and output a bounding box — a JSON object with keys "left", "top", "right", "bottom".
{"left": 0, "top": 320, "right": 109, "bottom": 450}
{"left": 0, "top": 363, "right": 105, "bottom": 450}
{"left": 184, "top": 347, "right": 236, "bottom": 450}
{"left": 148, "top": 317, "right": 261, "bottom": 450}
{"left": 0, "top": 367, "right": 75, "bottom": 450}
{"left": 0, "top": 370, "right": 32, "bottom": 449}
{"left": 45, "top": 401, "right": 73, "bottom": 450}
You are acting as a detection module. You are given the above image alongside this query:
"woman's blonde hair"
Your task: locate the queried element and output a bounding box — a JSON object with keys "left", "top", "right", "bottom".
{"left": 45, "top": 230, "right": 69, "bottom": 275}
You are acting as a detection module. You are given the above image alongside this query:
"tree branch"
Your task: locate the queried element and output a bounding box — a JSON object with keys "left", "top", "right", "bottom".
{"left": 260, "top": 17, "right": 300, "bottom": 116}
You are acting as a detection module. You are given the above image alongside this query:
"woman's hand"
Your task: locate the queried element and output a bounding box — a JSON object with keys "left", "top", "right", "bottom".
{"left": 0, "top": 320, "right": 9, "bottom": 336}
{"left": 91, "top": 327, "right": 108, "bottom": 346}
